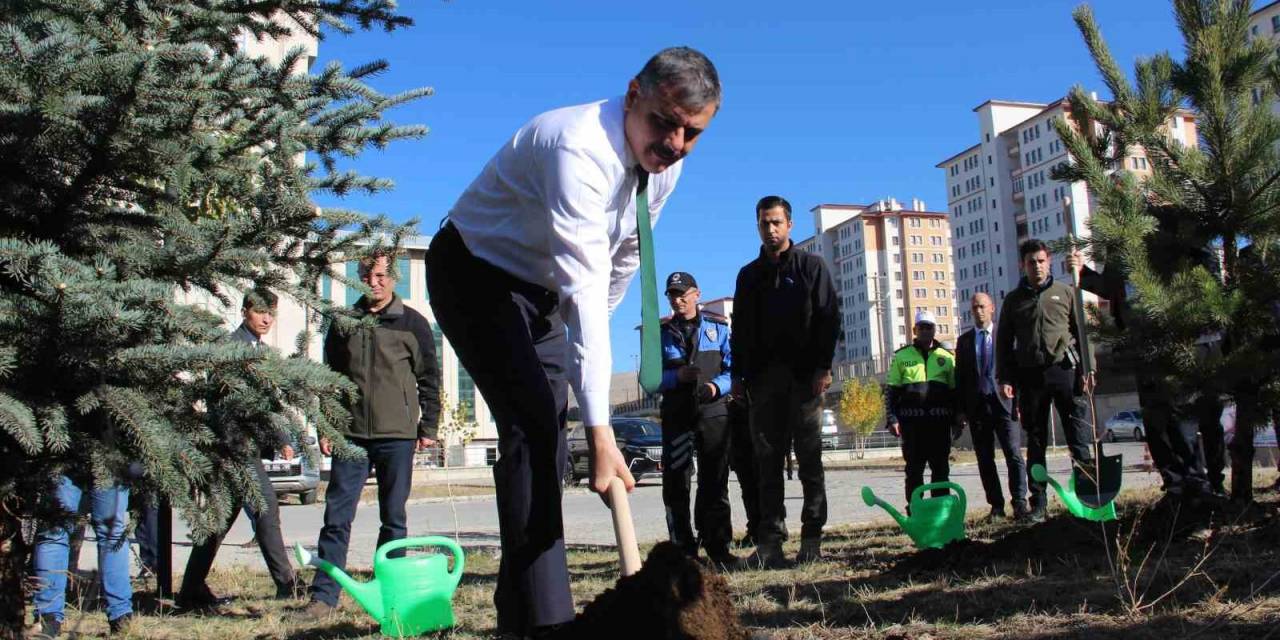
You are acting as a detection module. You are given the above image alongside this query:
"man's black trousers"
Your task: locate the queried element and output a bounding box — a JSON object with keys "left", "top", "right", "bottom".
{"left": 727, "top": 398, "right": 759, "bottom": 540}
{"left": 899, "top": 420, "right": 952, "bottom": 505}
{"left": 183, "top": 459, "right": 294, "bottom": 598}
{"left": 1015, "top": 361, "right": 1095, "bottom": 510}
{"left": 661, "top": 402, "right": 732, "bottom": 555}
{"left": 968, "top": 393, "right": 1027, "bottom": 511}
{"left": 427, "top": 223, "right": 573, "bottom": 633}
{"left": 748, "top": 363, "right": 826, "bottom": 545}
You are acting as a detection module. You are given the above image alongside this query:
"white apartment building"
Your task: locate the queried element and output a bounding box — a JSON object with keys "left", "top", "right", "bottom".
{"left": 937, "top": 97, "right": 1197, "bottom": 327}
{"left": 1249, "top": 2, "right": 1280, "bottom": 109}
{"left": 797, "top": 198, "right": 957, "bottom": 381}
{"left": 176, "top": 19, "right": 497, "bottom": 444}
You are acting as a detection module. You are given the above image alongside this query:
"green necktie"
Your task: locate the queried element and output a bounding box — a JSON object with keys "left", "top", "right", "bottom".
{"left": 636, "top": 169, "right": 662, "bottom": 394}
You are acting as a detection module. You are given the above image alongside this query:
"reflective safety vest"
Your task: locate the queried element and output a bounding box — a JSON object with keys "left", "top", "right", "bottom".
{"left": 886, "top": 342, "right": 956, "bottom": 423}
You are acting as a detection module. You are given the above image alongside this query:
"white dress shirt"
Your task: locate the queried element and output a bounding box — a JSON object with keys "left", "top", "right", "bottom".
{"left": 448, "top": 97, "right": 682, "bottom": 427}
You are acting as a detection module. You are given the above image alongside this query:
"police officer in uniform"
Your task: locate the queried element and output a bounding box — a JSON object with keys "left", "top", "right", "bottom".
{"left": 886, "top": 310, "right": 961, "bottom": 505}
{"left": 658, "top": 272, "right": 742, "bottom": 569}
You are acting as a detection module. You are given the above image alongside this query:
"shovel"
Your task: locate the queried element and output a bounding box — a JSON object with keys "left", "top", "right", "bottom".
{"left": 607, "top": 477, "right": 642, "bottom": 576}
{"left": 1060, "top": 234, "right": 1123, "bottom": 517}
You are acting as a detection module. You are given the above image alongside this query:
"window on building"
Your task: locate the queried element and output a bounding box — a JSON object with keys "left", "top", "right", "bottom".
{"left": 395, "top": 257, "right": 411, "bottom": 300}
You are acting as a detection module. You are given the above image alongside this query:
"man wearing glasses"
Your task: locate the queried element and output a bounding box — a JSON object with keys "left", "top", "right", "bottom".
{"left": 300, "top": 249, "right": 441, "bottom": 618}
{"left": 656, "top": 272, "right": 741, "bottom": 570}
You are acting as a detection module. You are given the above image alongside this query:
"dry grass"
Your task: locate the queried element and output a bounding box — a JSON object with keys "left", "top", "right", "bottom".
{"left": 34, "top": 475, "right": 1280, "bottom": 639}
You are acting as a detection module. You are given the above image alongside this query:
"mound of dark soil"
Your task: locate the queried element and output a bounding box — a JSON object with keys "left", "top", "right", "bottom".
{"left": 554, "top": 542, "right": 748, "bottom": 640}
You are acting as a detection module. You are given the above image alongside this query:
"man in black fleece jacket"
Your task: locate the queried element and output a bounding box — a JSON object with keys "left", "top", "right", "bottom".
{"left": 731, "top": 195, "right": 840, "bottom": 567}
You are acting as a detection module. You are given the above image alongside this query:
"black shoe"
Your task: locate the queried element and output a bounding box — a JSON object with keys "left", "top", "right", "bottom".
{"left": 705, "top": 550, "right": 746, "bottom": 572}
{"left": 987, "top": 507, "right": 1007, "bottom": 522}
{"left": 275, "top": 575, "right": 307, "bottom": 600}
{"left": 1026, "top": 505, "right": 1047, "bottom": 523}
{"left": 36, "top": 613, "right": 61, "bottom": 639}
{"left": 108, "top": 613, "right": 133, "bottom": 635}
{"left": 530, "top": 623, "right": 568, "bottom": 639}
{"left": 175, "top": 588, "right": 233, "bottom": 612}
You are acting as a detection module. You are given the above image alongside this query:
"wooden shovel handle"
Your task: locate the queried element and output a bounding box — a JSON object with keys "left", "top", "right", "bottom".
{"left": 608, "top": 477, "right": 641, "bottom": 576}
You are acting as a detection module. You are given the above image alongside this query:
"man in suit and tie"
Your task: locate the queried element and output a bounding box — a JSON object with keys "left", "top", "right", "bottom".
{"left": 955, "top": 292, "right": 1028, "bottom": 521}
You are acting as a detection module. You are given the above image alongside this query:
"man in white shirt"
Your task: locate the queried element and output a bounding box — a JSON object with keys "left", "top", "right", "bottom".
{"left": 954, "top": 293, "right": 1028, "bottom": 521}
{"left": 426, "top": 47, "right": 720, "bottom": 638}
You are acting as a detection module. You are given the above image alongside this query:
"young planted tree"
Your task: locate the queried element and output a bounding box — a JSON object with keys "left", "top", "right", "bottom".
{"left": 839, "top": 377, "right": 885, "bottom": 458}
{"left": 1052, "top": 0, "right": 1280, "bottom": 502}
{"left": 0, "top": 0, "right": 430, "bottom": 627}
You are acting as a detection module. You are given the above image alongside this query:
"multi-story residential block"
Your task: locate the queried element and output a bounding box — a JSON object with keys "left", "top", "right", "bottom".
{"left": 796, "top": 198, "right": 957, "bottom": 381}
{"left": 1249, "top": 2, "right": 1280, "bottom": 109}
{"left": 937, "top": 96, "right": 1197, "bottom": 327}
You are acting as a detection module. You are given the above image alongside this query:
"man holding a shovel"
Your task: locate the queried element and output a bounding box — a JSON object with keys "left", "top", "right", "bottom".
{"left": 427, "top": 48, "right": 721, "bottom": 638}
{"left": 996, "top": 239, "right": 1096, "bottom": 522}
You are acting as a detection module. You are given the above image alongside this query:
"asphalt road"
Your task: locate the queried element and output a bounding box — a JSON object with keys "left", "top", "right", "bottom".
{"left": 95, "top": 442, "right": 1153, "bottom": 575}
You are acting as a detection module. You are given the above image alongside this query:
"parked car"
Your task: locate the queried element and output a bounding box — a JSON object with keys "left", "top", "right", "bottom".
{"left": 566, "top": 417, "right": 665, "bottom": 483}
{"left": 820, "top": 409, "right": 839, "bottom": 450}
{"left": 263, "top": 433, "right": 321, "bottom": 504}
{"left": 1104, "top": 409, "right": 1144, "bottom": 442}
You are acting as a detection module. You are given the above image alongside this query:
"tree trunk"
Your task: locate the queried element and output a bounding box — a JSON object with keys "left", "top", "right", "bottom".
{"left": 1229, "top": 396, "right": 1259, "bottom": 502}
{"left": 0, "top": 507, "right": 31, "bottom": 637}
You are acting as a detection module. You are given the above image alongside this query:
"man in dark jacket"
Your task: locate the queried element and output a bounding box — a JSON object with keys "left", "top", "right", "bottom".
{"left": 178, "top": 289, "right": 303, "bottom": 609}
{"left": 955, "top": 293, "right": 1027, "bottom": 520}
{"left": 996, "top": 239, "right": 1094, "bottom": 522}
{"left": 302, "top": 250, "right": 441, "bottom": 617}
{"left": 657, "top": 271, "right": 741, "bottom": 569}
{"left": 731, "top": 195, "right": 840, "bottom": 567}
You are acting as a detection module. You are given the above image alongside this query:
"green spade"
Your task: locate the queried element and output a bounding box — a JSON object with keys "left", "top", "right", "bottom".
{"left": 862, "top": 482, "right": 967, "bottom": 550}
{"left": 1030, "top": 463, "right": 1119, "bottom": 522}
{"left": 636, "top": 171, "right": 662, "bottom": 394}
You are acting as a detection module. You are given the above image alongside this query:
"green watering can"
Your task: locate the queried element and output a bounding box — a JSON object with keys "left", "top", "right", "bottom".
{"left": 862, "top": 482, "right": 967, "bottom": 550}
{"left": 294, "top": 536, "right": 464, "bottom": 637}
{"left": 1030, "top": 457, "right": 1121, "bottom": 522}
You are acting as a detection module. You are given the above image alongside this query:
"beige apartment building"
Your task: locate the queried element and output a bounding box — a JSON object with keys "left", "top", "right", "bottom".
{"left": 937, "top": 96, "right": 1197, "bottom": 328}
{"left": 796, "top": 198, "right": 957, "bottom": 382}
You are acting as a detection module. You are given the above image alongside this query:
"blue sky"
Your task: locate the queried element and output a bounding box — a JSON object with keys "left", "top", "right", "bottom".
{"left": 312, "top": 0, "right": 1187, "bottom": 372}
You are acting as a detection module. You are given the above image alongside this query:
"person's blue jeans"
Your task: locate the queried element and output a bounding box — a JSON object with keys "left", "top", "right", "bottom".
{"left": 34, "top": 476, "right": 133, "bottom": 623}
{"left": 309, "top": 437, "right": 415, "bottom": 606}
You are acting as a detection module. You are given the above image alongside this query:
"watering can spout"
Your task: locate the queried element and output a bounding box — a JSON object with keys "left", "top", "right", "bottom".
{"left": 294, "top": 543, "right": 384, "bottom": 620}
{"left": 862, "top": 486, "right": 910, "bottom": 529}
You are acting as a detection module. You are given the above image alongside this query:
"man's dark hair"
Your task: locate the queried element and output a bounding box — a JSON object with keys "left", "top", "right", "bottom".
{"left": 636, "top": 47, "right": 721, "bottom": 111}
{"left": 756, "top": 195, "right": 792, "bottom": 221}
{"left": 1019, "top": 238, "right": 1051, "bottom": 260}
{"left": 242, "top": 287, "right": 278, "bottom": 311}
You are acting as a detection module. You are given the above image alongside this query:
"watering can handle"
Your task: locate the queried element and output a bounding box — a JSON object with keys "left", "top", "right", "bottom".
{"left": 374, "top": 536, "right": 466, "bottom": 587}
{"left": 910, "top": 481, "right": 967, "bottom": 514}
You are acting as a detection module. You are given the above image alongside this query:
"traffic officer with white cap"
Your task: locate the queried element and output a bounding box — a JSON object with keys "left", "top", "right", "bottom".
{"left": 886, "top": 310, "right": 960, "bottom": 506}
